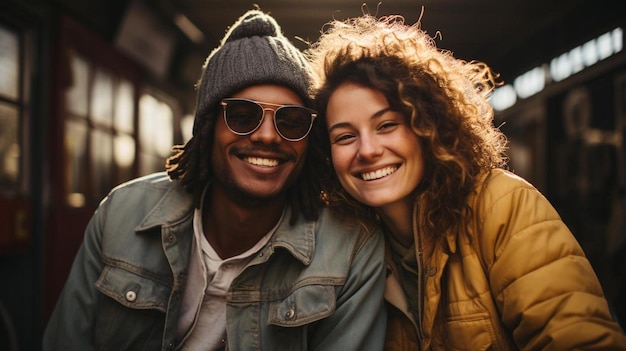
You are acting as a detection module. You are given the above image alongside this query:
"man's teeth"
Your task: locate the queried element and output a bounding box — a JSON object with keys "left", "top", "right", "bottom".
{"left": 245, "top": 157, "right": 279, "bottom": 167}
{"left": 361, "top": 166, "right": 398, "bottom": 181}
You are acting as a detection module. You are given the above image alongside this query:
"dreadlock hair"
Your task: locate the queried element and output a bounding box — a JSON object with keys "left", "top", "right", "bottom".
{"left": 165, "top": 103, "right": 327, "bottom": 225}
{"left": 165, "top": 110, "right": 215, "bottom": 208}
{"left": 166, "top": 9, "right": 328, "bottom": 225}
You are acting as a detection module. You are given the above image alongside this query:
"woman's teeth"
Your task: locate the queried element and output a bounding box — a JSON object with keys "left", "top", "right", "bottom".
{"left": 361, "top": 166, "right": 398, "bottom": 181}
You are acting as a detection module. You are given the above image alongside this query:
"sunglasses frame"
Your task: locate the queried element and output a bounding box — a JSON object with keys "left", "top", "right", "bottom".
{"left": 221, "top": 98, "right": 317, "bottom": 142}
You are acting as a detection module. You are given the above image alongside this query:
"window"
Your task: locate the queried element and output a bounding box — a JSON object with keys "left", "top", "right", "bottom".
{"left": 138, "top": 93, "right": 173, "bottom": 175}
{"left": 0, "top": 23, "right": 22, "bottom": 193}
{"left": 64, "top": 52, "right": 136, "bottom": 207}
{"left": 59, "top": 17, "right": 182, "bottom": 208}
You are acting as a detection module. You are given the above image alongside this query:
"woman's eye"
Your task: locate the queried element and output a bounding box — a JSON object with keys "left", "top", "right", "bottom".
{"left": 378, "top": 121, "right": 399, "bottom": 131}
{"left": 333, "top": 134, "right": 355, "bottom": 144}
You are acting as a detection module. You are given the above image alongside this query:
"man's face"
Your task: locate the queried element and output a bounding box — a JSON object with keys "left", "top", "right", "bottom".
{"left": 211, "top": 84, "right": 309, "bottom": 206}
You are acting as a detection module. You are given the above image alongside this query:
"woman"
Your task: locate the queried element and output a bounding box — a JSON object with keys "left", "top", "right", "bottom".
{"left": 307, "top": 14, "right": 626, "bottom": 350}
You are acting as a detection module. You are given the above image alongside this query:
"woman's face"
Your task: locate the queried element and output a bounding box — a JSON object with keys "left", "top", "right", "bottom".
{"left": 326, "top": 82, "right": 424, "bottom": 210}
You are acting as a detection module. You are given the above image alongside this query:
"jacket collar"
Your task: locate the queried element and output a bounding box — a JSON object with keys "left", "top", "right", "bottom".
{"left": 135, "top": 181, "right": 194, "bottom": 231}
{"left": 267, "top": 205, "right": 316, "bottom": 266}
{"left": 411, "top": 197, "right": 458, "bottom": 255}
{"left": 135, "top": 181, "right": 316, "bottom": 266}
{"left": 384, "top": 243, "right": 418, "bottom": 329}
{"left": 445, "top": 228, "right": 457, "bottom": 254}
{"left": 440, "top": 169, "right": 494, "bottom": 254}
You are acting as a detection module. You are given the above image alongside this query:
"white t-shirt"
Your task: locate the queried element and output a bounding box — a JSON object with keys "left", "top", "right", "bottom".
{"left": 176, "top": 198, "right": 279, "bottom": 350}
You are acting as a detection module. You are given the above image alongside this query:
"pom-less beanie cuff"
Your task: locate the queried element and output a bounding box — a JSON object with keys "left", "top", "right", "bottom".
{"left": 192, "top": 9, "right": 313, "bottom": 136}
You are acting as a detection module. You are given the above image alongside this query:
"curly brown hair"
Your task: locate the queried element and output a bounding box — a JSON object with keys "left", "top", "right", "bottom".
{"left": 307, "top": 14, "right": 509, "bottom": 238}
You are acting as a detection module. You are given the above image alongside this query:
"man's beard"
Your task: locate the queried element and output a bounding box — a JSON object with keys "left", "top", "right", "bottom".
{"left": 215, "top": 174, "right": 289, "bottom": 208}
{"left": 210, "top": 143, "right": 303, "bottom": 208}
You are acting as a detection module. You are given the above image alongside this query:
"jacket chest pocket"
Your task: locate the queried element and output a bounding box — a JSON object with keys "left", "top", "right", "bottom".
{"left": 93, "top": 265, "right": 172, "bottom": 350}
{"left": 439, "top": 312, "right": 497, "bottom": 351}
{"left": 254, "top": 285, "right": 337, "bottom": 349}
{"left": 96, "top": 265, "right": 172, "bottom": 311}
{"left": 435, "top": 295, "right": 505, "bottom": 351}
{"left": 268, "top": 284, "right": 337, "bottom": 327}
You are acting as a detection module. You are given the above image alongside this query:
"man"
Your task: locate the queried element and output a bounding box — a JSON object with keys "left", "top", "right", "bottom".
{"left": 43, "top": 9, "right": 386, "bottom": 351}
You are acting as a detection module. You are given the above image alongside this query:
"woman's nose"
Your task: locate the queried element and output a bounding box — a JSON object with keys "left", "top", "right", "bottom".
{"left": 356, "top": 135, "right": 383, "bottom": 161}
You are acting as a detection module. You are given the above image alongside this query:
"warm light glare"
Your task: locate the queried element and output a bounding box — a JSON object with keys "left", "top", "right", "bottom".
{"left": 114, "top": 134, "right": 135, "bottom": 167}
{"left": 489, "top": 84, "right": 517, "bottom": 111}
{"left": 139, "top": 94, "right": 173, "bottom": 157}
{"left": 67, "top": 193, "right": 85, "bottom": 208}
{"left": 491, "top": 27, "right": 623, "bottom": 111}
{"left": 514, "top": 66, "right": 545, "bottom": 99}
{"left": 181, "top": 114, "right": 194, "bottom": 143}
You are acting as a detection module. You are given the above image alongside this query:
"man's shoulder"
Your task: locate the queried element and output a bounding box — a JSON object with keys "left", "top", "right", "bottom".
{"left": 96, "top": 172, "right": 193, "bottom": 231}
{"left": 280, "top": 206, "right": 384, "bottom": 273}
{"left": 315, "top": 207, "right": 382, "bottom": 242}
{"left": 111, "top": 172, "right": 173, "bottom": 192}
{"left": 102, "top": 172, "right": 189, "bottom": 210}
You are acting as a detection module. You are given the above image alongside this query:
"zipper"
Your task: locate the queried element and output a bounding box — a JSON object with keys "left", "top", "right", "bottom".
{"left": 413, "top": 201, "right": 426, "bottom": 341}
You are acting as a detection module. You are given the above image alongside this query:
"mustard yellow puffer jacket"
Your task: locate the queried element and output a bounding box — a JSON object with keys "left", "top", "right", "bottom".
{"left": 384, "top": 169, "right": 626, "bottom": 350}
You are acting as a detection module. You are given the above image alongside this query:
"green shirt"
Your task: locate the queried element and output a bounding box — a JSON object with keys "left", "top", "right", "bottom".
{"left": 386, "top": 231, "right": 421, "bottom": 325}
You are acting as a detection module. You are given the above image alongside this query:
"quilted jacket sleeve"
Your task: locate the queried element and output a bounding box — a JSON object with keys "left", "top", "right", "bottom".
{"left": 476, "top": 169, "right": 626, "bottom": 350}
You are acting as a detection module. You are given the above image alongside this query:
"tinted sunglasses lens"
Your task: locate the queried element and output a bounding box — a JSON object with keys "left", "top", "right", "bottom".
{"left": 224, "top": 100, "right": 263, "bottom": 134}
{"left": 275, "top": 107, "right": 312, "bottom": 140}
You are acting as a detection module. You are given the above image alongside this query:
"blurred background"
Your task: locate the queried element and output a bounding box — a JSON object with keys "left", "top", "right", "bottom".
{"left": 0, "top": 0, "right": 625, "bottom": 349}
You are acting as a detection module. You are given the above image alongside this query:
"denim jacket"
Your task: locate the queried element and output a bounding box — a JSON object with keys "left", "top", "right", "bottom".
{"left": 43, "top": 173, "right": 386, "bottom": 351}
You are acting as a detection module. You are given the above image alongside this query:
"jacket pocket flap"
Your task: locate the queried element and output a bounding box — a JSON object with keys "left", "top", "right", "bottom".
{"left": 268, "top": 285, "right": 336, "bottom": 327}
{"left": 95, "top": 265, "right": 171, "bottom": 312}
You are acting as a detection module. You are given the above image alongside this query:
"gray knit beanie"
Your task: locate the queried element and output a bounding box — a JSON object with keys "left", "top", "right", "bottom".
{"left": 192, "top": 9, "right": 313, "bottom": 136}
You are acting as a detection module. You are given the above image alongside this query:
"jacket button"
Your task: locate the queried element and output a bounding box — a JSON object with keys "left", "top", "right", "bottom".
{"left": 285, "top": 308, "right": 296, "bottom": 320}
{"left": 125, "top": 290, "right": 137, "bottom": 302}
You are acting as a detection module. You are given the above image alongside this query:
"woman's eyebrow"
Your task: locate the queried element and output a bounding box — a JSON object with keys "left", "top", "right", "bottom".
{"left": 372, "top": 107, "right": 393, "bottom": 119}
{"left": 328, "top": 106, "right": 393, "bottom": 133}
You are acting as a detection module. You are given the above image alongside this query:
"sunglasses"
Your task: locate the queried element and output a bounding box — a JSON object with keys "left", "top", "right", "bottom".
{"left": 221, "top": 98, "right": 317, "bottom": 142}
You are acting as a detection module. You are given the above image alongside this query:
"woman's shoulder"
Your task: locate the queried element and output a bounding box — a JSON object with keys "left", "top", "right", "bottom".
{"left": 477, "top": 168, "right": 536, "bottom": 195}
{"left": 472, "top": 168, "right": 548, "bottom": 214}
